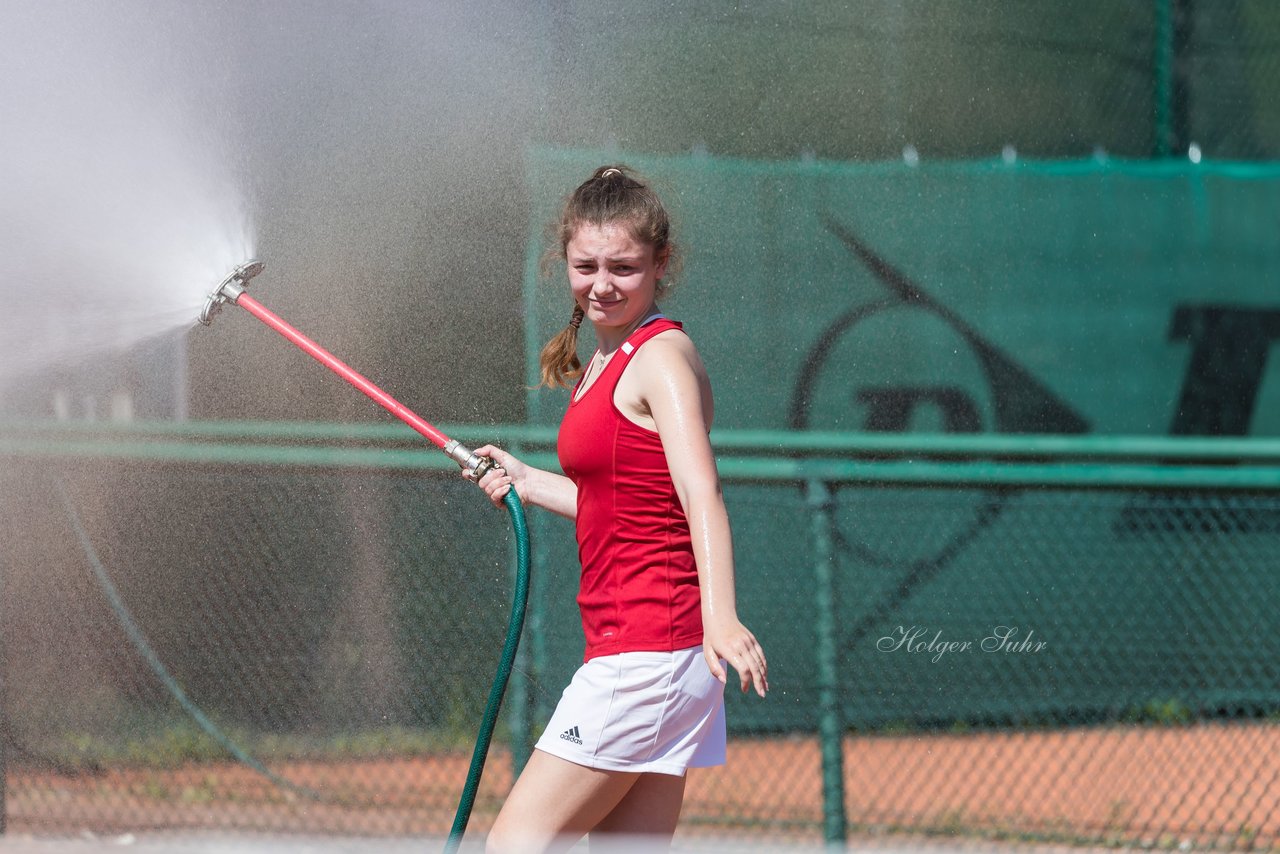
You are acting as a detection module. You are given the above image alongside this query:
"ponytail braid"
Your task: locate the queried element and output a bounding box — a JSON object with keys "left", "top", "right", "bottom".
{"left": 538, "top": 304, "right": 585, "bottom": 388}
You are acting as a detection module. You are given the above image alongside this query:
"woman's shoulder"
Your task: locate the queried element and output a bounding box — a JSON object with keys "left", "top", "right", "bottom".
{"left": 632, "top": 326, "right": 707, "bottom": 379}
{"left": 618, "top": 323, "right": 714, "bottom": 425}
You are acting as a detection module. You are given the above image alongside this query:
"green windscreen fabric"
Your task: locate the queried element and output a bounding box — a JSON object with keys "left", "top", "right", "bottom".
{"left": 520, "top": 149, "right": 1280, "bottom": 733}
{"left": 524, "top": 149, "right": 1280, "bottom": 438}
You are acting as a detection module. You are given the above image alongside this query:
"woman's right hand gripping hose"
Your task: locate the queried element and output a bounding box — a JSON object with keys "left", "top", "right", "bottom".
{"left": 466, "top": 445, "right": 523, "bottom": 508}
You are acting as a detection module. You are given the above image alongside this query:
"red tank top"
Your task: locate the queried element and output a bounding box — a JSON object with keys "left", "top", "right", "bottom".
{"left": 557, "top": 316, "right": 704, "bottom": 661}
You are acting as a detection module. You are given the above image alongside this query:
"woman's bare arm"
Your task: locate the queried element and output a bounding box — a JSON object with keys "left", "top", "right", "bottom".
{"left": 470, "top": 445, "right": 578, "bottom": 520}
{"left": 633, "top": 336, "right": 768, "bottom": 697}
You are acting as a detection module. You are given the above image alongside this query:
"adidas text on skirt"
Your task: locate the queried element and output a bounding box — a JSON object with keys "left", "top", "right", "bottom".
{"left": 535, "top": 646, "right": 726, "bottom": 777}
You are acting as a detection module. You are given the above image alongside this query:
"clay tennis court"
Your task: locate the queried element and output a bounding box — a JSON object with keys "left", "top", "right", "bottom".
{"left": 5, "top": 723, "right": 1275, "bottom": 850}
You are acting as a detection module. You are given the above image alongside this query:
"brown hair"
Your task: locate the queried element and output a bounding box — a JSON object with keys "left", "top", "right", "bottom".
{"left": 537, "top": 165, "right": 680, "bottom": 388}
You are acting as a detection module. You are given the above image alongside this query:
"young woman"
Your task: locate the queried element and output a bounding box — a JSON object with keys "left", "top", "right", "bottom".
{"left": 470, "top": 165, "right": 767, "bottom": 853}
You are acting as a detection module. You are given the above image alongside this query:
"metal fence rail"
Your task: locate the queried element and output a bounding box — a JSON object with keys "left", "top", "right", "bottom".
{"left": 0, "top": 422, "right": 1277, "bottom": 848}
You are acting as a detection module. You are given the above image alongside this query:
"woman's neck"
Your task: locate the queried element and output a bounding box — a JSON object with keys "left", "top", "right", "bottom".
{"left": 594, "top": 306, "right": 662, "bottom": 356}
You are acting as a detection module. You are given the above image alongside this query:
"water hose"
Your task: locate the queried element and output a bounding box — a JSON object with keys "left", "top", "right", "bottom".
{"left": 54, "top": 478, "right": 321, "bottom": 801}
{"left": 199, "top": 261, "right": 531, "bottom": 849}
{"left": 446, "top": 488, "right": 529, "bottom": 853}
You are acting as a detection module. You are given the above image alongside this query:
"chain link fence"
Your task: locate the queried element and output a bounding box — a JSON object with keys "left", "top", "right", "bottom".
{"left": 0, "top": 427, "right": 1276, "bottom": 848}
{"left": 0, "top": 2, "right": 1277, "bottom": 846}
{"left": 524, "top": 1, "right": 1280, "bottom": 163}
{"left": 1176, "top": 0, "right": 1280, "bottom": 160}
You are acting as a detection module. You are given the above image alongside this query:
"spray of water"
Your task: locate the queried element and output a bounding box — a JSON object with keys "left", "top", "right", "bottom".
{"left": 0, "top": 2, "right": 254, "bottom": 383}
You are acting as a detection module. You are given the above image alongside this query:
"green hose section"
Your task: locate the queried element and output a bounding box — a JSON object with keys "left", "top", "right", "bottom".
{"left": 57, "top": 473, "right": 529, "bottom": 841}
{"left": 445, "top": 488, "right": 530, "bottom": 853}
{"left": 54, "top": 479, "right": 321, "bottom": 801}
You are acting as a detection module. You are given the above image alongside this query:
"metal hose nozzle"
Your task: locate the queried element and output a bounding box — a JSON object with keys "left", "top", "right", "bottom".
{"left": 199, "top": 260, "right": 265, "bottom": 326}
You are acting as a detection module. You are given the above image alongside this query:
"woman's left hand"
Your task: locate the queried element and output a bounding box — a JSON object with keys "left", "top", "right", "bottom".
{"left": 703, "top": 618, "right": 768, "bottom": 697}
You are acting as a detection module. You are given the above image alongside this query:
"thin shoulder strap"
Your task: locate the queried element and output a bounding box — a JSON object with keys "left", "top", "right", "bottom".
{"left": 618, "top": 316, "right": 683, "bottom": 360}
{"left": 601, "top": 317, "right": 684, "bottom": 392}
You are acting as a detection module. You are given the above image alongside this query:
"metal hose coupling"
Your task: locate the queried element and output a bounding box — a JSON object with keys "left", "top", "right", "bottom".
{"left": 444, "top": 439, "right": 498, "bottom": 480}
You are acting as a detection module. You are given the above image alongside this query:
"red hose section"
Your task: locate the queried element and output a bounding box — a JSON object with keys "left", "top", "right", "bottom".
{"left": 234, "top": 293, "right": 451, "bottom": 449}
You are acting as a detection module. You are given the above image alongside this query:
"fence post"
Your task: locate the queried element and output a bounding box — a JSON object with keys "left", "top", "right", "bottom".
{"left": 1153, "top": 0, "right": 1191, "bottom": 158}
{"left": 1154, "top": 0, "right": 1173, "bottom": 157}
{"left": 507, "top": 583, "right": 532, "bottom": 779}
{"left": 806, "top": 479, "right": 846, "bottom": 847}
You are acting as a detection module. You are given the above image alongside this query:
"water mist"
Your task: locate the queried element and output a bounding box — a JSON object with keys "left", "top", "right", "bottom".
{"left": 0, "top": 3, "right": 254, "bottom": 397}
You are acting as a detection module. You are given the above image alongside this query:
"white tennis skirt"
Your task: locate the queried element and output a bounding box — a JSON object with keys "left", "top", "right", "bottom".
{"left": 534, "top": 646, "right": 727, "bottom": 777}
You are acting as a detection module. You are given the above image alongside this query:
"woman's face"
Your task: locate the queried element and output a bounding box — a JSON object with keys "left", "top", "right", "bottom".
{"left": 566, "top": 221, "right": 668, "bottom": 333}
